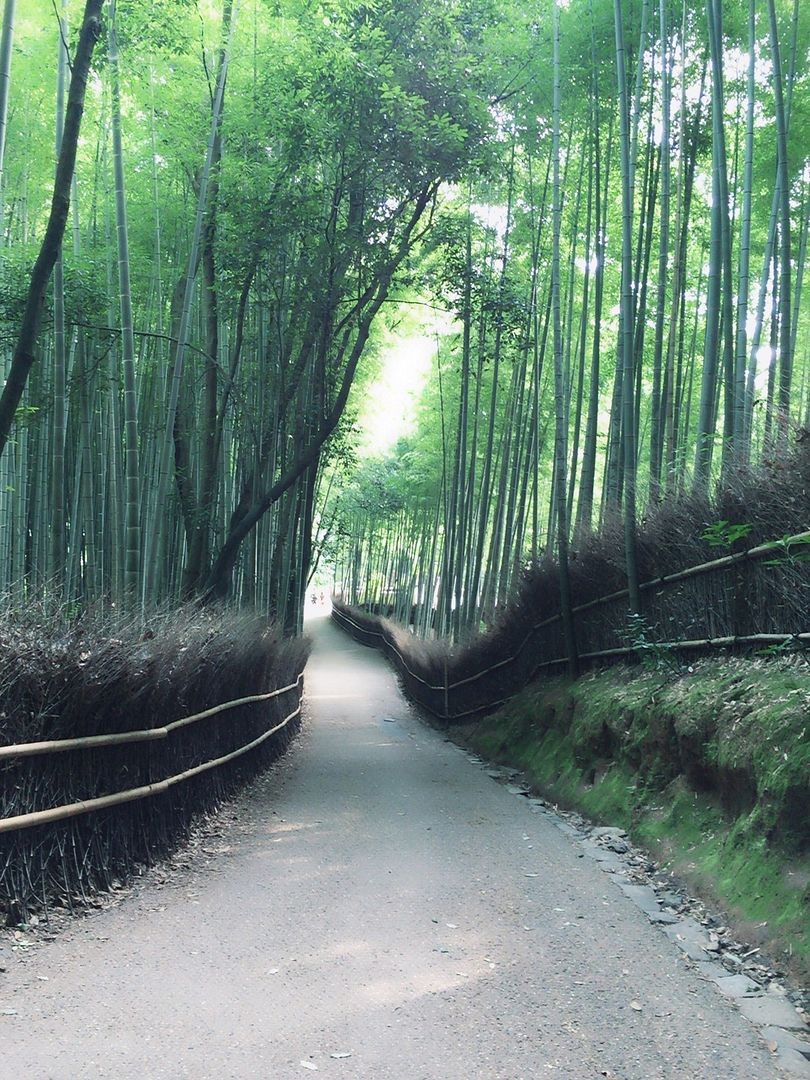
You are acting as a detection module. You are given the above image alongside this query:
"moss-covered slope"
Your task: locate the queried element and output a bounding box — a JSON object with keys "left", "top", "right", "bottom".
{"left": 455, "top": 656, "right": 810, "bottom": 976}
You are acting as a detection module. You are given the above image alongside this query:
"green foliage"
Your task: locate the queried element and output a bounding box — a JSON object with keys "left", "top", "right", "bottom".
{"left": 113, "top": 0, "right": 197, "bottom": 55}
{"left": 342, "top": 455, "right": 408, "bottom": 518}
{"left": 701, "top": 521, "right": 754, "bottom": 549}
{"left": 621, "top": 611, "right": 682, "bottom": 674}
{"left": 0, "top": 256, "right": 28, "bottom": 347}
{"left": 763, "top": 534, "right": 810, "bottom": 568}
{"left": 0, "top": 254, "right": 108, "bottom": 348}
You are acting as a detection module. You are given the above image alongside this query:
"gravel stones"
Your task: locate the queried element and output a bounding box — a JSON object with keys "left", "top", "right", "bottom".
{"left": 712, "top": 973, "right": 762, "bottom": 999}
{"left": 739, "top": 996, "right": 809, "bottom": 1031}
{"left": 478, "top": 761, "right": 810, "bottom": 1077}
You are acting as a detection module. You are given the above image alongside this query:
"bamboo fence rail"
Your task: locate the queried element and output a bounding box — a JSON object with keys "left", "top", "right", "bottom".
{"left": 0, "top": 673, "right": 305, "bottom": 835}
{"left": 0, "top": 673, "right": 304, "bottom": 761}
{"left": 0, "top": 702, "right": 302, "bottom": 835}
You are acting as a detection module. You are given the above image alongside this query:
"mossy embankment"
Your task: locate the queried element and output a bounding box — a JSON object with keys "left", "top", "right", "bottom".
{"left": 452, "top": 656, "right": 810, "bottom": 977}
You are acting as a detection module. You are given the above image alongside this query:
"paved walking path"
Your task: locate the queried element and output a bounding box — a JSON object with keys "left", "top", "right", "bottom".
{"left": 0, "top": 613, "right": 794, "bottom": 1078}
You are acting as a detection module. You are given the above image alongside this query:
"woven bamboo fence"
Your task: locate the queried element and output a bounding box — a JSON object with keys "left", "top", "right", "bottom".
{"left": 0, "top": 670, "right": 305, "bottom": 918}
{"left": 332, "top": 530, "right": 810, "bottom": 721}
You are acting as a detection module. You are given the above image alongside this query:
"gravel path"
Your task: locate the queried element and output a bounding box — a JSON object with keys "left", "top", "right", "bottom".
{"left": 0, "top": 612, "right": 792, "bottom": 1079}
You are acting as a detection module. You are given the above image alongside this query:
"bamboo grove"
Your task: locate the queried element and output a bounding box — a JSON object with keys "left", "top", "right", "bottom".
{"left": 0, "top": 0, "right": 807, "bottom": 640}
{"left": 328, "top": 0, "right": 810, "bottom": 644}
{"left": 0, "top": 0, "right": 497, "bottom": 628}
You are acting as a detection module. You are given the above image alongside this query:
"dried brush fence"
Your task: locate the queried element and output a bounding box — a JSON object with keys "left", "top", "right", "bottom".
{"left": 332, "top": 529, "right": 810, "bottom": 722}
{"left": 0, "top": 606, "right": 308, "bottom": 922}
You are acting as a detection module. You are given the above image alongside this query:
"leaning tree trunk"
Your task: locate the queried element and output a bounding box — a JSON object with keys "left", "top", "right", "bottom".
{"left": 0, "top": 0, "right": 103, "bottom": 462}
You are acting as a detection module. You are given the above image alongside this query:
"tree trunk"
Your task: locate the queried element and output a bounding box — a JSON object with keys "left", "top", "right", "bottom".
{"left": 0, "top": 0, "right": 103, "bottom": 461}
{"left": 108, "top": 0, "right": 141, "bottom": 597}
{"left": 766, "top": 0, "right": 793, "bottom": 444}
{"left": 552, "top": 0, "right": 578, "bottom": 676}
{"left": 614, "top": 0, "right": 641, "bottom": 614}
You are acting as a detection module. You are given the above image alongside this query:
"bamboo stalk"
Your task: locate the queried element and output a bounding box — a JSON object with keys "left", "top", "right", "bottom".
{"left": 0, "top": 703, "right": 302, "bottom": 835}
{"left": 0, "top": 673, "right": 304, "bottom": 760}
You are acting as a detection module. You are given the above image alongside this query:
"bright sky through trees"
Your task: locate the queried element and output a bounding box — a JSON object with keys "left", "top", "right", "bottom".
{"left": 356, "top": 307, "right": 452, "bottom": 454}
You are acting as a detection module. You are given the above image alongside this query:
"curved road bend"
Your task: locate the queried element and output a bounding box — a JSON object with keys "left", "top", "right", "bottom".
{"left": 0, "top": 611, "right": 791, "bottom": 1079}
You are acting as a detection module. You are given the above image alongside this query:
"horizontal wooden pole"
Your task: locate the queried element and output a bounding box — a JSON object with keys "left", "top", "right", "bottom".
{"left": 0, "top": 673, "right": 304, "bottom": 762}
{"left": 0, "top": 703, "right": 302, "bottom": 835}
{"left": 534, "top": 632, "right": 810, "bottom": 669}
{"left": 331, "top": 608, "right": 446, "bottom": 690}
{"left": 441, "top": 632, "right": 810, "bottom": 722}
{"left": 335, "top": 610, "right": 809, "bottom": 725}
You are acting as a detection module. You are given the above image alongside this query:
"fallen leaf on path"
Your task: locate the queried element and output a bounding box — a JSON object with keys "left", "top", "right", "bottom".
{"left": 1, "top": 1009, "right": 18, "bottom": 1016}
{"left": 446, "top": 923, "right": 457, "bottom": 929}
{"left": 629, "top": 1001, "right": 643, "bottom": 1012}
{"left": 330, "top": 1052, "right": 352, "bottom": 1060}
{"left": 300, "top": 1062, "right": 318, "bottom": 1071}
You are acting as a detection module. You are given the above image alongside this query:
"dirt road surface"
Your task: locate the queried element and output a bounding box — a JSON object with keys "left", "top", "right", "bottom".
{"left": 0, "top": 613, "right": 791, "bottom": 1079}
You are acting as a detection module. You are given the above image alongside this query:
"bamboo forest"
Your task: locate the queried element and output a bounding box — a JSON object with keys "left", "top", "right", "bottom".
{"left": 2, "top": 3, "right": 810, "bottom": 1073}
{"left": 0, "top": 0, "right": 804, "bottom": 637}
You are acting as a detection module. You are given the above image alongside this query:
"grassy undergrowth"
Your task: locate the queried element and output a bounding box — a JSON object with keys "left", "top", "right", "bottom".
{"left": 454, "top": 656, "right": 810, "bottom": 978}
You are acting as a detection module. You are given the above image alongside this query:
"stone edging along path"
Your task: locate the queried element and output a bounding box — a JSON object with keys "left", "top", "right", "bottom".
{"left": 458, "top": 746, "right": 810, "bottom": 1079}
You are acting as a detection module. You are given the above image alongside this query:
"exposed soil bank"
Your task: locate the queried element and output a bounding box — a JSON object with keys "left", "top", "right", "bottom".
{"left": 450, "top": 656, "right": 810, "bottom": 981}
